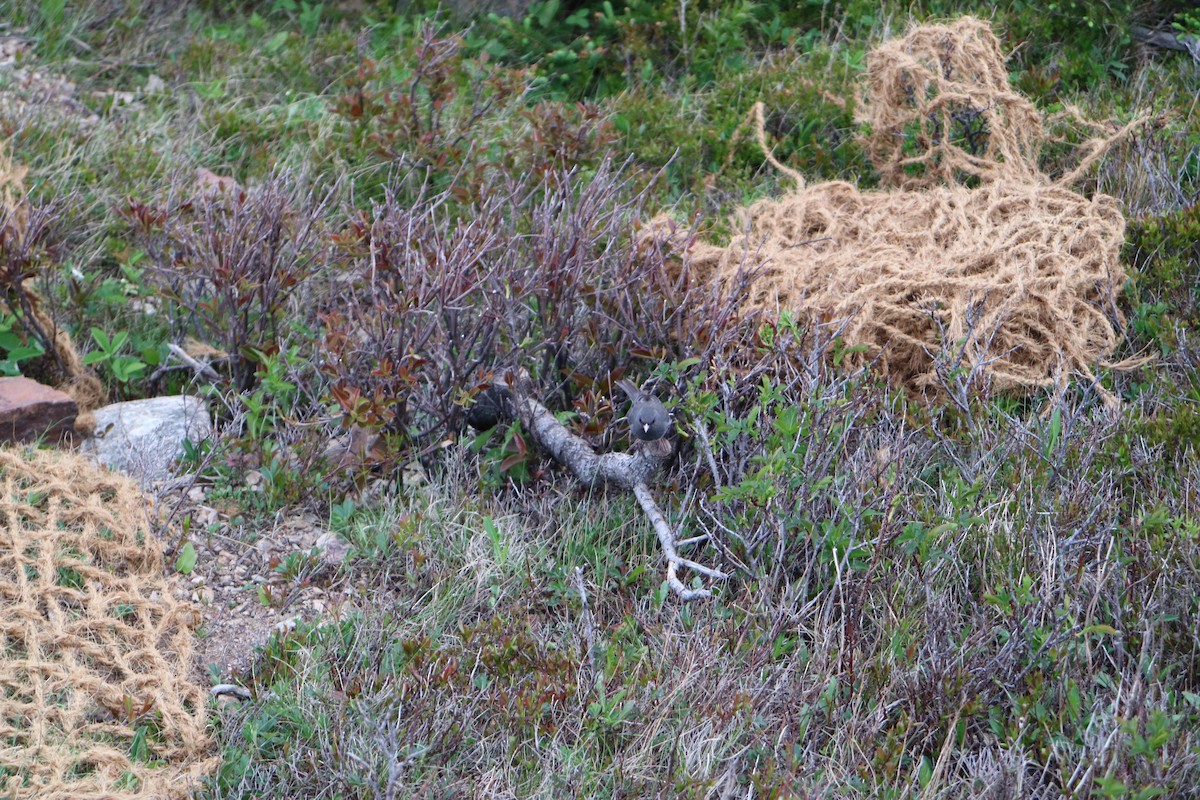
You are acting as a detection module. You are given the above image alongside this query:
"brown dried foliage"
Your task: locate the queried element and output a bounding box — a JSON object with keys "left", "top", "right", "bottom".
{"left": 127, "top": 173, "right": 336, "bottom": 391}
{"left": 319, "top": 159, "right": 736, "bottom": 464}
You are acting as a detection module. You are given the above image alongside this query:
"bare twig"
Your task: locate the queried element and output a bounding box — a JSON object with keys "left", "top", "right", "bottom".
{"left": 1131, "top": 24, "right": 1200, "bottom": 62}
{"left": 694, "top": 420, "right": 723, "bottom": 489}
{"left": 572, "top": 566, "right": 599, "bottom": 678}
{"left": 631, "top": 482, "right": 726, "bottom": 601}
{"left": 165, "top": 342, "right": 222, "bottom": 381}
{"left": 209, "top": 683, "right": 252, "bottom": 700}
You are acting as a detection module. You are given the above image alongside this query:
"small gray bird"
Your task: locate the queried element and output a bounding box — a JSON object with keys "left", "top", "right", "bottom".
{"left": 616, "top": 379, "right": 672, "bottom": 441}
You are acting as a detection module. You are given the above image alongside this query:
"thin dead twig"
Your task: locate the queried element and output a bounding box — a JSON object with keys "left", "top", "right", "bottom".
{"left": 572, "top": 566, "right": 599, "bottom": 679}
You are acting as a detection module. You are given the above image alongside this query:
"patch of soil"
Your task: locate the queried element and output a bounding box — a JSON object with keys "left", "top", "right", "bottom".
{"left": 159, "top": 483, "right": 354, "bottom": 686}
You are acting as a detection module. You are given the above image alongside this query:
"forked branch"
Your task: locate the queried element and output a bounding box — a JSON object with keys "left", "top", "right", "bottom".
{"left": 499, "top": 371, "right": 726, "bottom": 600}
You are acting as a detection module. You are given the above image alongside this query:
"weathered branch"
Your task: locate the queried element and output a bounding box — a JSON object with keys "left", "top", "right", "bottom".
{"left": 631, "top": 482, "right": 726, "bottom": 601}
{"left": 1132, "top": 24, "right": 1200, "bottom": 62}
{"left": 166, "top": 342, "right": 222, "bottom": 381}
{"left": 510, "top": 378, "right": 670, "bottom": 489}
{"left": 500, "top": 371, "right": 726, "bottom": 600}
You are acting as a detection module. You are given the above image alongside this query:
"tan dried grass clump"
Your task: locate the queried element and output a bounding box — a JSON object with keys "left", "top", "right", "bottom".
{"left": 656, "top": 17, "right": 1146, "bottom": 404}
{"left": 0, "top": 448, "right": 216, "bottom": 799}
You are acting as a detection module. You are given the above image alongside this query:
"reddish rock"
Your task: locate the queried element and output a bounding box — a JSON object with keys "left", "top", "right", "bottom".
{"left": 0, "top": 376, "right": 78, "bottom": 443}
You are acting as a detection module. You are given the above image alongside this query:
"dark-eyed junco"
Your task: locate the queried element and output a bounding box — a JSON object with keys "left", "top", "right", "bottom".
{"left": 465, "top": 384, "right": 512, "bottom": 431}
{"left": 616, "top": 379, "right": 672, "bottom": 441}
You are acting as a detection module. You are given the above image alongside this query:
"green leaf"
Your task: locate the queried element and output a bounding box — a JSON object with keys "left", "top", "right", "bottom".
{"left": 263, "top": 30, "right": 289, "bottom": 54}
{"left": 917, "top": 755, "right": 933, "bottom": 788}
{"left": 174, "top": 541, "right": 197, "bottom": 575}
{"left": 130, "top": 725, "right": 149, "bottom": 762}
{"left": 111, "top": 357, "right": 147, "bottom": 383}
{"left": 1044, "top": 405, "right": 1062, "bottom": 457}
{"left": 537, "top": 0, "right": 559, "bottom": 28}
{"left": 82, "top": 351, "right": 109, "bottom": 366}
{"left": 1093, "top": 777, "right": 1127, "bottom": 798}
{"left": 90, "top": 327, "right": 111, "bottom": 351}
{"left": 1082, "top": 624, "right": 1118, "bottom": 637}
{"left": 8, "top": 345, "right": 42, "bottom": 362}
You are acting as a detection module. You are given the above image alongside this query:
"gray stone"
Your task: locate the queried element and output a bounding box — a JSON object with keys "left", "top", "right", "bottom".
{"left": 0, "top": 376, "right": 77, "bottom": 443}
{"left": 80, "top": 395, "right": 211, "bottom": 482}
{"left": 315, "top": 529, "right": 353, "bottom": 568}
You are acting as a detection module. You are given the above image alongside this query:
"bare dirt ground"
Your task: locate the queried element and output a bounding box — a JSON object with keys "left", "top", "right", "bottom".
{"left": 158, "top": 483, "right": 354, "bottom": 686}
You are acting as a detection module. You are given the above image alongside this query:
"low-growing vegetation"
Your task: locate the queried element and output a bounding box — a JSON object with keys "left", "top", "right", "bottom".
{"left": 2, "top": 0, "right": 1199, "bottom": 796}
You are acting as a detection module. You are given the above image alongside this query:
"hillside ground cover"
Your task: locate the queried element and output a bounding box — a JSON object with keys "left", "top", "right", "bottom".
{"left": 2, "top": 0, "right": 1200, "bottom": 796}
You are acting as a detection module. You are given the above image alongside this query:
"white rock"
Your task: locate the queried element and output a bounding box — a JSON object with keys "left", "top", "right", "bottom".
{"left": 315, "top": 529, "right": 352, "bottom": 567}
{"left": 80, "top": 396, "right": 212, "bottom": 483}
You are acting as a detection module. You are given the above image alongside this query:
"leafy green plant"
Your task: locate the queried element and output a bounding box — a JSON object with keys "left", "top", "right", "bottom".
{"left": 271, "top": 548, "right": 320, "bottom": 586}
{"left": 328, "top": 497, "right": 357, "bottom": 532}
{"left": 83, "top": 328, "right": 147, "bottom": 383}
{"left": 0, "top": 312, "right": 46, "bottom": 376}
{"left": 1171, "top": 8, "right": 1200, "bottom": 37}
{"left": 174, "top": 541, "right": 198, "bottom": 575}
{"left": 240, "top": 347, "right": 299, "bottom": 445}
{"left": 272, "top": 0, "right": 323, "bottom": 38}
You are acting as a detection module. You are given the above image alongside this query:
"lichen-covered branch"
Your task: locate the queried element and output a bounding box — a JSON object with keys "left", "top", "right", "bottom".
{"left": 631, "top": 482, "right": 726, "bottom": 601}
{"left": 499, "top": 371, "right": 726, "bottom": 600}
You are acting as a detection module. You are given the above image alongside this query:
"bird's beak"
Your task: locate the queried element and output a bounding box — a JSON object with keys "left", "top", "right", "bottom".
{"left": 642, "top": 423, "right": 650, "bottom": 433}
